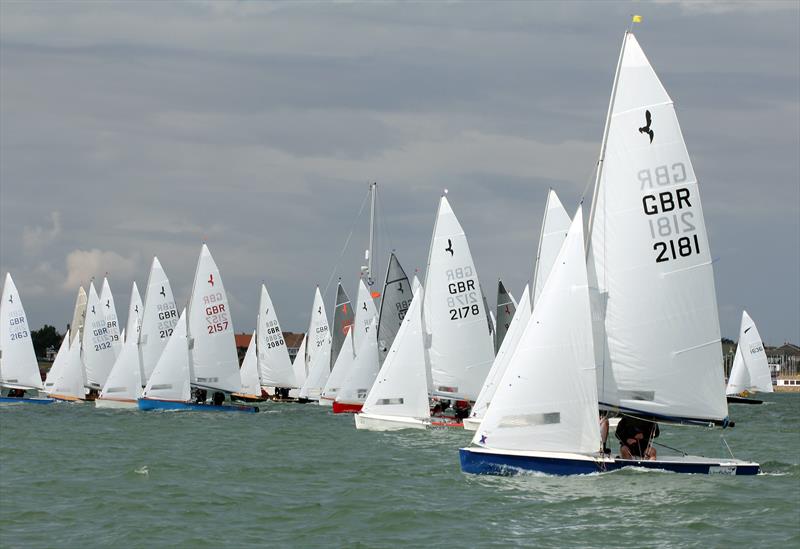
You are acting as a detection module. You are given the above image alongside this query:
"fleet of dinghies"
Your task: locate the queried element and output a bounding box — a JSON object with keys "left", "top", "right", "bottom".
{"left": 1, "top": 29, "right": 766, "bottom": 476}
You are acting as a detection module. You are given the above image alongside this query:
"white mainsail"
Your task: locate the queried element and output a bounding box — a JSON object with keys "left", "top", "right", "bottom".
{"left": 187, "top": 244, "right": 241, "bottom": 393}
{"left": 138, "top": 257, "right": 179, "bottom": 384}
{"left": 422, "top": 194, "right": 494, "bottom": 401}
{"left": 99, "top": 331, "right": 142, "bottom": 402}
{"left": 321, "top": 330, "right": 355, "bottom": 404}
{"left": 587, "top": 32, "right": 728, "bottom": 424}
{"left": 352, "top": 278, "right": 378, "bottom": 353}
{"left": 336, "top": 317, "right": 380, "bottom": 406}
{"left": 0, "top": 273, "right": 43, "bottom": 390}
{"left": 726, "top": 311, "right": 773, "bottom": 395}
{"left": 256, "top": 284, "right": 297, "bottom": 388}
{"left": 99, "top": 277, "right": 122, "bottom": 357}
{"left": 299, "top": 287, "right": 331, "bottom": 400}
{"left": 469, "top": 285, "right": 532, "bottom": 426}
{"left": 142, "top": 311, "right": 190, "bottom": 402}
{"left": 50, "top": 331, "right": 87, "bottom": 400}
{"left": 82, "top": 281, "right": 116, "bottom": 389}
{"left": 360, "top": 287, "right": 430, "bottom": 421}
{"left": 532, "top": 189, "right": 570, "bottom": 307}
{"left": 43, "top": 331, "right": 70, "bottom": 395}
{"left": 125, "top": 281, "right": 143, "bottom": 343}
{"left": 239, "top": 331, "right": 261, "bottom": 398}
{"left": 475, "top": 209, "right": 600, "bottom": 454}
{"left": 69, "top": 286, "right": 87, "bottom": 345}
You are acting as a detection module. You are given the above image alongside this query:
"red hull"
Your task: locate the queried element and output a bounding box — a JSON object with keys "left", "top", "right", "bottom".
{"left": 332, "top": 401, "right": 363, "bottom": 414}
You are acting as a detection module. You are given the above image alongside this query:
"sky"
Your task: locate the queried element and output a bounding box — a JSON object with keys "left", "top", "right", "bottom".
{"left": 1, "top": 1, "right": 798, "bottom": 344}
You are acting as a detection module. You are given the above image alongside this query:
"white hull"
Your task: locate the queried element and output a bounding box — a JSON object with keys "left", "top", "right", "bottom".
{"left": 463, "top": 417, "right": 480, "bottom": 431}
{"left": 354, "top": 412, "right": 429, "bottom": 431}
{"left": 95, "top": 398, "right": 138, "bottom": 409}
{"left": 318, "top": 396, "right": 334, "bottom": 407}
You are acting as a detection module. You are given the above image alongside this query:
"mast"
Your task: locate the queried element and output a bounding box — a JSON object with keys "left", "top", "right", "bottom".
{"left": 366, "top": 182, "right": 377, "bottom": 287}
{"left": 531, "top": 189, "right": 552, "bottom": 310}
{"left": 586, "top": 30, "right": 629, "bottom": 253}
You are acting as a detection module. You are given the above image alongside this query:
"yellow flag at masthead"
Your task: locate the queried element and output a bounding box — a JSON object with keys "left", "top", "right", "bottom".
{"left": 632, "top": 15, "right": 643, "bottom": 23}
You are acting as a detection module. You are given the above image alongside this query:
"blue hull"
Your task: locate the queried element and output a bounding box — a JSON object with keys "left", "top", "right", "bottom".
{"left": 137, "top": 399, "right": 258, "bottom": 413}
{"left": 459, "top": 448, "right": 760, "bottom": 476}
{"left": 0, "top": 396, "right": 55, "bottom": 405}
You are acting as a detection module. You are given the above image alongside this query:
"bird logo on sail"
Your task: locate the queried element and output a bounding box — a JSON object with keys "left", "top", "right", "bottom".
{"left": 639, "top": 110, "right": 654, "bottom": 143}
{"left": 208, "top": 274, "right": 214, "bottom": 287}
{"left": 318, "top": 306, "right": 322, "bottom": 315}
{"left": 105, "top": 299, "right": 110, "bottom": 309}
{"left": 91, "top": 305, "right": 96, "bottom": 315}
{"left": 397, "top": 283, "right": 404, "bottom": 294}
{"left": 135, "top": 305, "right": 139, "bottom": 313}
{"left": 445, "top": 239, "right": 454, "bottom": 256}
{"left": 8, "top": 294, "right": 12, "bottom": 303}
{"left": 362, "top": 302, "right": 368, "bottom": 312}
{"left": 159, "top": 286, "right": 166, "bottom": 297}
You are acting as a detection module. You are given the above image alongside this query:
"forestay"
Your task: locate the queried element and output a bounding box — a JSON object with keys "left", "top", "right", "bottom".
{"left": 143, "top": 311, "right": 190, "bottom": 402}
{"left": 187, "top": 244, "right": 241, "bottom": 394}
{"left": 82, "top": 282, "right": 116, "bottom": 389}
{"left": 422, "top": 195, "right": 494, "bottom": 401}
{"left": 377, "top": 253, "right": 411, "bottom": 366}
{"left": 726, "top": 311, "right": 773, "bottom": 395}
{"left": 362, "top": 287, "right": 430, "bottom": 420}
{"left": 138, "top": 257, "right": 179, "bottom": 384}
{"left": 587, "top": 32, "right": 728, "bottom": 424}
{"left": 99, "top": 278, "right": 122, "bottom": 358}
{"left": 0, "top": 273, "right": 43, "bottom": 390}
{"left": 257, "top": 284, "right": 297, "bottom": 388}
{"left": 475, "top": 209, "right": 600, "bottom": 454}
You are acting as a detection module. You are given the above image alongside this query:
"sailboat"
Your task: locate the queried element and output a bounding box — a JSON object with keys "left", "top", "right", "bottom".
{"left": 320, "top": 330, "right": 355, "bottom": 406}
{"left": 298, "top": 287, "right": 331, "bottom": 401}
{"left": 256, "top": 283, "right": 300, "bottom": 397}
{"left": 124, "top": 281, "right": 143, "bottom": 343}
{"left": 0, "top": 274, "right": 53, "bottom": 404}
{"left": 422, "top": 192, "right": 495, "bottom": 405}
{"left": 96, "top": 327, "right": 142, "bottom": 408}
{"left": 291, "top": 335, "right": 307, "bottom": 396}
{"left": 334, "top": 317, "right": 380, "bottom": 413}
{"left": 377, "top": 253, "right": 412, "bottom": 366}
{"left": 138, "top": 257, "right": 179, "bottom": 387}
{"left": 81, "top": 281, "right": 117, "bottom": 397}
{"left": 461, "top": 30, "right": 759, "bottom": 476}
{"left": 726, "top": 311, "right": 773, "bottom": 404}
{"left": 237, "top": 330, "right": 262, "bottom": 400}
{"left": 69, "top": 286, "right": 87, "bottom": 345}
{"left": 44, "top": 330, "right": 87, "bottom": 402}
{"left": 99, "top": 277, "right": 122, "bottom": 357}
{"left": 464, "top": 189, "right": 570, "bottom": 431}
{"left": 494, "top": 280, "right": 516, "bottom": 353}
{"left": 355, "top": 287, "right": 431, "bottom": 430}
{"left": 330, "top": 282, "right": 355, "bottom": 371}
{"left": 139, "top": 245, "right": 256, "bottom": 413}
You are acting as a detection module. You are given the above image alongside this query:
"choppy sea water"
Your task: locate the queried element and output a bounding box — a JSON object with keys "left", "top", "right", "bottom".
{"left": 1, "top": 393, "right": 798, "bottom": 548}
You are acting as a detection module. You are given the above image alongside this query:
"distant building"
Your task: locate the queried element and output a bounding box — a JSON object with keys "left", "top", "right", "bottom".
{"left": 766, "top": 343, "right": 800, "bottom": 378}
{"left": 234, "top": 332, "right": 305, "bottom": 365}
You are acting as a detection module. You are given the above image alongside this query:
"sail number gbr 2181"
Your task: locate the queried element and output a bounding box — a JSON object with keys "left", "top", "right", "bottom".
{"left": 642, "top": 186, "right": 700, "bottom": 264}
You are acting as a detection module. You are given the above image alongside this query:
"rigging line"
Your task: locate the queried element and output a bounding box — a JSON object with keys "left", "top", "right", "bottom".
{"left": 579, "top": 161, "right": 600, "bottom": 203}
{"left": 375, "top": 188, "right": 395, "bottom": 278}
{"left": 323, "top": 188, "right": 370, "bottom": 296}
{"left": 651, "top": 440, "right": 688, "bottom": 457}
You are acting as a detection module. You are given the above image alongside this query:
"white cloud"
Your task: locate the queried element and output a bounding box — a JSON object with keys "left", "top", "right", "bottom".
{"left": 22, "top": 211, "right": 61, "bottom": 254}
{"left": 61, "top": 249, "right": 139, "bottom": 291}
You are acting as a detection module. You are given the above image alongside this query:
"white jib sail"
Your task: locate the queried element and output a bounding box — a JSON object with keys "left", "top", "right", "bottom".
{"left": 362, "top": 287, "right": 430, "bottom": 420}
{"left": 99, "top": 330, "right": 142, "bottom": 401}
{"left": 50, "top": 330, "right": 87, "bottom": 399}
{"left": 321, "top": 330, "right": 355, "bottom": 403}
{"left": 99, "top": 277, "right": 122, "bottom": 358}
{"left": 337, "top": 317, "right": 380, "bottom": 405}
{"left": 69, "top": 286, "right": 87, "bottom": 345}
{"left": 532, "top": 189, "right": 571, "bottom": 308}
{"left": 187, "top": 244, "right": 241, "bottom": 393}
{"left": 353, "top": 278, "right": 379, "bottom": 353}
{"left": 257, "top": 284, "right": 297, "bottom": 388}
{"left": 143, "top": 310, "right": 190, "bottom": 402}
{"left": 422, "top": 195, "right": 494, "bottom": 401}
{"left": 470, "top": 285, "right": 532, "bottom": 423}
{"left": 44, "top": 331, "right": 69, "bottom": 394}
{"left": 299, "top": 287, "right": 331, "bottom": 400}
{"left": 125, "top": 282, "right": 143, "bottom": 343}
{"left": 587, "top": 32, "right": 727, "bottom": 423}
{"left": 412, "top": 275, "right": 421, "bottom": 295}
{"left": 726, "top": 311, "right": 773, "bottom": 395}
{"left": 138, "top": 257, "right": 179, "bottom": 384}
{"left": 475, "top": 209, "right": 600, "bottom": 454}
{"left": 0, "top": 273, "right": 43, "bottom": 390}
{"left": 292, "top": 335, "right": 307, "bottom": 388}
{"left": 82, "top": 282, "right": 117, "bottom": 389}
{"left": 239, "top": 331, "right": 261, "bottom": 397}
